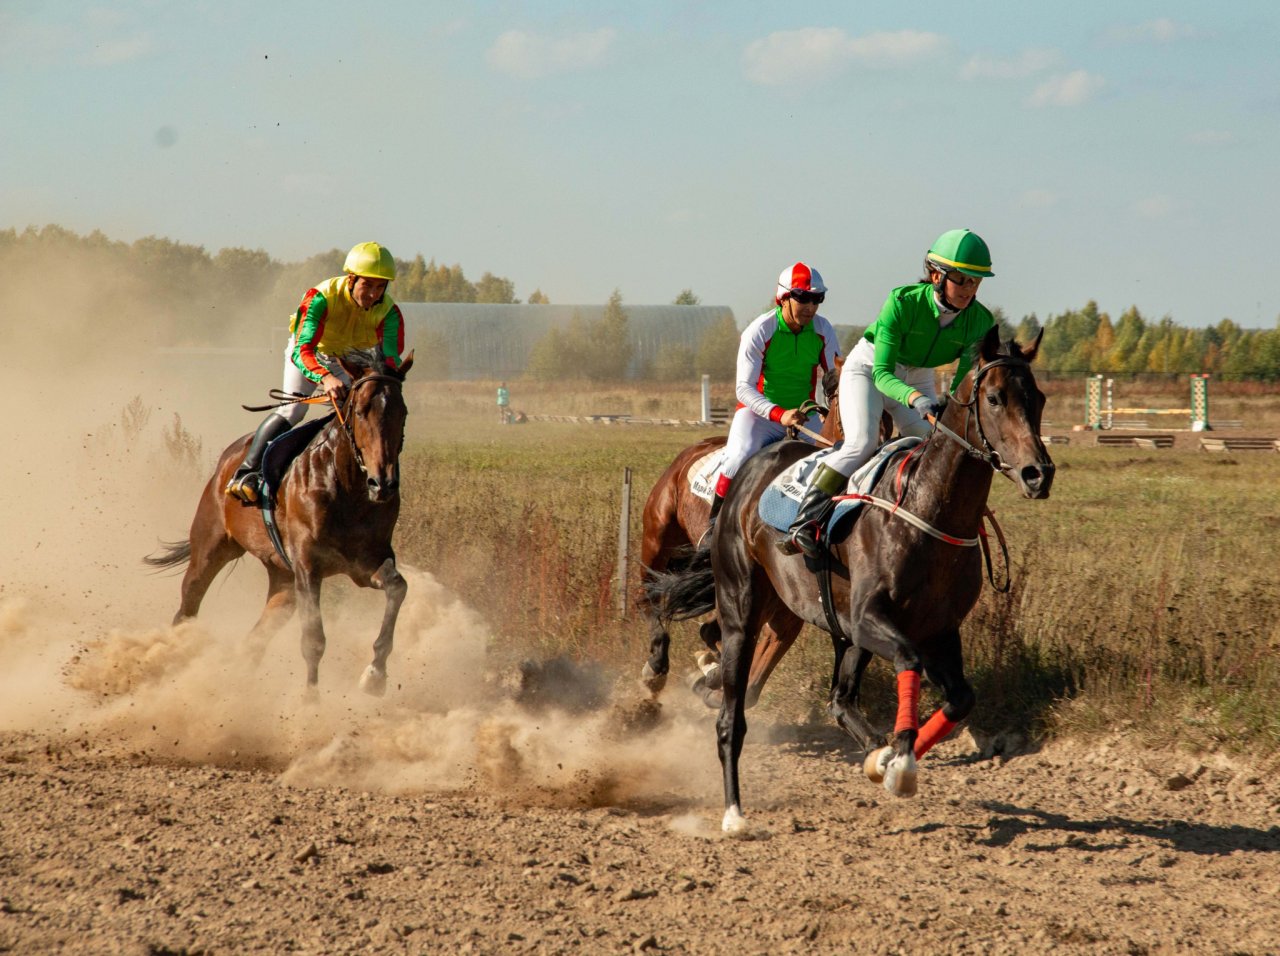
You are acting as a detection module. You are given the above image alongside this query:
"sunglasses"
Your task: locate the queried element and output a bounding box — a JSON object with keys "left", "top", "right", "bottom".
{"left": 789, "top": 290, "right": 825, "bottom": 305}
{"left": 945, "top": 272, "right": 982, "bottom": 290}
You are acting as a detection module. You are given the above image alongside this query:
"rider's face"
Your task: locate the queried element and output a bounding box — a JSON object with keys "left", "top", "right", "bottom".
{"left": 351, "top": 276, "right": 389, "bottom": 309}
{"left": 781, "top": 294, "right": 819, "bottom": 330}
{"left": 932, "top": 269, "right": 981, "bottom": 309}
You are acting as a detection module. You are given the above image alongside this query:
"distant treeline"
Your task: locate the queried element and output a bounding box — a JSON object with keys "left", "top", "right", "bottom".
{"left": 4, "top": 225, "right": 1278, "bottom": 380}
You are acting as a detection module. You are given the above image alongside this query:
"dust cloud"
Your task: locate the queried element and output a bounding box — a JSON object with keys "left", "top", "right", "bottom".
{"left": 0, "top": 249, "right": 715, "bottom": 809}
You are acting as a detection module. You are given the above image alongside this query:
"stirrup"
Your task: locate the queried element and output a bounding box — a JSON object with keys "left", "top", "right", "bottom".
{"left": 225, "top": 471, "right": 261, "bottom": 504}
{"left": 777, "top": 525, "right": 821, "bottom": 558}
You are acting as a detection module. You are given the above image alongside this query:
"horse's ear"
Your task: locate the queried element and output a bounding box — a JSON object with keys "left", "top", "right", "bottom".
{"left": 834, "top": 354, "right": 845, "bottom": 372}
{"left": 1020, "top": 328, "right": 1044, "bottom": 364}
{"left": 399, "top": 350, "right": 414, "bottom": 377}
{"left": 978, "top": 324, "right": 1002, "bottom": 363}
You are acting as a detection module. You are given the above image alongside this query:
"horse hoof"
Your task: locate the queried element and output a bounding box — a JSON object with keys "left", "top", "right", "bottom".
{"left": 722, "top": 805, "right": 747, "bottom": 834}
{"left": 695, "top": 650, "right": 720, "bottom": 675}
{"left": 864, "top": 746, "right": 891, "bottom": 784}
{"left": 640, "top": 662, "right": 667, "bottom": 696}
{"left": 686, "top": 673, "right": 723, "bottom": 710}
{"left": 359, "top": 665, "right": 387, "bottom": 697}
{"left": 883, "top": 752, "right": 918, "bottom": 798}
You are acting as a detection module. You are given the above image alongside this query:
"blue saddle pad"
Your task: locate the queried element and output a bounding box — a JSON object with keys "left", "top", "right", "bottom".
{"left": 261, "top": 414, "right": 334, "bottom": 496}
{"left": 758, "top": 437, "right": 924, "bottom": 536}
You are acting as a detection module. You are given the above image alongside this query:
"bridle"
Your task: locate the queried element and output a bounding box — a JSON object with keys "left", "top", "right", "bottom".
{"left": 331, "top": 373, "right": 404, "bottom": 476}
{"left": 929, "top": 356, "right": 1031, "bottom": 477}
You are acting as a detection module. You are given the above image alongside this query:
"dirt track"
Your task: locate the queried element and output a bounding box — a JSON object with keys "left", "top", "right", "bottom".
{"left": 3, "top": 687, "right": 1278, "bottom": 955}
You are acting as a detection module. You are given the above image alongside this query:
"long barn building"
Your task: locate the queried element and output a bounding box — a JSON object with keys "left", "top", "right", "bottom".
{"left": 397, "top": 302, "right": 735, "bottom": 379}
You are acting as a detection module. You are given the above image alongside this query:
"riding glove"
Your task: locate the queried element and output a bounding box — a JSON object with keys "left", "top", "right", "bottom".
{"left": 911, "top": 394, "right": 947, "bottom": 420}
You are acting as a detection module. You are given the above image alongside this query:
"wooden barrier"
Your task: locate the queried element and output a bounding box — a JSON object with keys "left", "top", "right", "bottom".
{"left": 1095, "top": 433, "right": 1175, "bottom": 449}
{"left": 1198, "top": 437, "right": 1280, "bottom": 453}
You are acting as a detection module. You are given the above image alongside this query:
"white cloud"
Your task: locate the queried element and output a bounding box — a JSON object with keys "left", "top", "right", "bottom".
{"left": 1026, "top": 70, "right": 1105, "bottom": 107}
{"left": 1102, "top": 18, "right": 1197, "bottom": 44}
{"left": 486, "top": 27, "right": 616, "bottom": 79}
{"left": 743, "top": 28, "right": 945, "bottom": 86}
{"left": 89, "top": 34, "right": 153, "bottom": 66}
{"left": 961, "top": 49, "right": 1060, "bottom": 80}
{"left": 1133, "top": 195, "right": 1173, "bottom": 218}
{"left": 1019, "top": 189, "right": 1057, "bottom": 209}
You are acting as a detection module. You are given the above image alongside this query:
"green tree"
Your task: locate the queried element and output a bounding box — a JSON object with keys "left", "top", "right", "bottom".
{"left": 400, "top": 254, "right": 428, "bottom": 301}
{"left": 588, "top": 288, "right": 633, "bottom": 381}
{"left": 652, "top": 342, "right": 695, "bottom": 382}
{"left": 475, "top": 272, "right": 518, "bottom": 304}
{"left": 422, "top": 261, "right": 476, "bottom": 302}
{"left": 673, "top": 289, "right": 701, "bottom": 305}
{"left": 527, "top": 288, "right": 550, "bottom": 304}
{"left": 696, "top": 313, "right": 740, "bottom": 381}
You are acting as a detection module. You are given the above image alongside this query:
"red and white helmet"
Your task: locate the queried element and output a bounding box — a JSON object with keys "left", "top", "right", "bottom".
{"left": 775, "top": 262, "right": 827, "bottom": 304}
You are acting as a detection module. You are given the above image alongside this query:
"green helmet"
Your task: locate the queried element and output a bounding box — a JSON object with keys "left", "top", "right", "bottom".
{"left": 926, "top": 229, "right": 994, "bottom": 278}
{"left": 343, "top": 241, "right": 397, "bottom": 281}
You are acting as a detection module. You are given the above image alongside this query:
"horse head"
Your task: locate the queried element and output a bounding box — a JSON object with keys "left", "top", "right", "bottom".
{"left": 951, "top": 327, "right": 1054, "bottom": 499}
{"left": 340, "top": 352, "right": 414, "bottom": 503}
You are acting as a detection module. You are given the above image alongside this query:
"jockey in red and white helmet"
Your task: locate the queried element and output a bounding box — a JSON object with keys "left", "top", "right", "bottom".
{"left": 709, "top": 261, "right": 841, "bottom": 530}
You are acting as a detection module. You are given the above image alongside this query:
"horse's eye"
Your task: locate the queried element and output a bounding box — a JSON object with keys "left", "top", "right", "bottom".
{"left": 986, "top": 391, "right": 1001, "bottom": 407}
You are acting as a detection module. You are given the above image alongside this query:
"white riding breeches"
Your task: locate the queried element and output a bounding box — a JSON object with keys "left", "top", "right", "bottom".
{"left": 823, "top": 337, "right": 938, "bottom": 479}
{"left": 720, "top": 405, "right": 825, "bottom": 481}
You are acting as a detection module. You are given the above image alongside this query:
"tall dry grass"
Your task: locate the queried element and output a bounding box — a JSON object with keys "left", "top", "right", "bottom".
{"left": 397, "top": 379, "right": 1280, "bottom": 756}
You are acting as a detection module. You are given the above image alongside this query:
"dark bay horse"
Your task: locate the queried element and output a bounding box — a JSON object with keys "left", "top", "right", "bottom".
{"left": 145, "top": 355, "right": 414, "bottom": 694}
{"left": 637, "top": 362, "right": 889, "bottom": 709}
{"left": 649, "top": 329, "right": 1053, "bottom": 832}
{"left": 636, "top": 387, "right": 850, "bottom": 707}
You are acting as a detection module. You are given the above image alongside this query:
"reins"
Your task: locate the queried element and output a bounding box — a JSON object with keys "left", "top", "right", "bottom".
{"left": 242, "top": 372, "right": 404, "bottom": 476}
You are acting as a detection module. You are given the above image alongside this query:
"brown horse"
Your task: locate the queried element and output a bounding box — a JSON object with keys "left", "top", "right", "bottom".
{"left": 648, "top": 329, "right": 1054, "bottom": 832}
{"left": 145, "top": 355, "right": 414, "bottom": 694}
{"left": 637, "top": 362, "right": 883, "bottom": 707}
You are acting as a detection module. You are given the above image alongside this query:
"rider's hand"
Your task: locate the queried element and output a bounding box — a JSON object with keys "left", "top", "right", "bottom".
{"left": 320, "top": 373, "right": 348, "bottom": 404}
{"left": 911, "top": 394, "right": 947, "bottom": 420}
{"left": 779, "top": 407, "right": 807, "bottom": 428}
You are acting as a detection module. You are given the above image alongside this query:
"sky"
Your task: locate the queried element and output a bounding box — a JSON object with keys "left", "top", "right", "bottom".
{"left": 3, "top": 1, "right": 1279, "bottom": 331}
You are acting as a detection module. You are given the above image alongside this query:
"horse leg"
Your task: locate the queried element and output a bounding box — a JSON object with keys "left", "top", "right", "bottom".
{"left": 828, "top": 644, "right": 880, "bottom": 749}
{"left": 244, "top": 564, "right": 297, "bottom": 664}
{"left": 916, "top": 631, "right": 974, "bottom": 759}
{"left": 854, "top": 599, "right": 923, "bottom": 798}
{"left": 172, "top": 509, "right": 243, "bottom": 624}
{"left": 639, "top": 593, "right": 671, "bottom": 697}
{"left": 715, "top": 568, "right": 766, "bottom": 834}
{"left": 358, "top": 556, "right": 407, "bottom": 697}
{"left": 744, "top": 613, "right": 803, "bottom": 709}
{"left": 295, "top": 569, "right": 326, "bottom": 691}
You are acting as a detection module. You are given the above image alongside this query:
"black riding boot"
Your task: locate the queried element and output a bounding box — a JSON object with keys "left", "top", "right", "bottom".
{"left": 778, "top": 463, "right": 846, "bottom": 557}
{"left": 226, "top": 415, "right": 292, "bottom": 503}
{"left": 699, "top": 493, "right": 726, "bottom": 547}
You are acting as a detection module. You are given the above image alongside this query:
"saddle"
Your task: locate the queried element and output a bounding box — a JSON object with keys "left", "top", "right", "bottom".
{"left": 687, "top": 448, "right": 727, "bottom": 502}
{"left": 259, "top": 414, "right": 334, "bottom": 505}
{"left": 758, "top": 437, "right": 924, "bottom": 540}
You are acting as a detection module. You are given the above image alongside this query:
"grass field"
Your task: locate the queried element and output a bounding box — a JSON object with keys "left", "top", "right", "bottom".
{"left": 396, "top": 378, "right": 1280, "bottom": 758}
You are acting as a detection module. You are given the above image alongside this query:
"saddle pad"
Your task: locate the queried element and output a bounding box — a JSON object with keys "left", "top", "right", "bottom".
{"left": 688, "top": 449, "right": 727, "bottom": 502}
{"left": 262, "top": 414, "right": 334, "bottom": 494}
{"left": 757, "top": 436, "right": 924, "bottom": 533}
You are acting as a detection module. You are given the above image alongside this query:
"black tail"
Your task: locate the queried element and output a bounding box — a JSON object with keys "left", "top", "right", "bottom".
{"left": 144, "top": 539, "right": 192, "bottom": 571}
{"left": 643, "top": 544, "right": 715, "bottom": 624}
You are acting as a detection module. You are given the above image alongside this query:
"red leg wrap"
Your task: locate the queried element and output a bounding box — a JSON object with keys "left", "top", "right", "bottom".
{"left": 894, "top": 671, "right": 920, "bottom": 734}
{"left": 914, "top": 709, "right": 958, "bottom": 758}
{"left": 715, "top": 473, "right": 732, "bottom": 497}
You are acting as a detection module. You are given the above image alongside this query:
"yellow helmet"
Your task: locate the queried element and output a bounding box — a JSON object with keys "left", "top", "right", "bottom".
{"left": 343, "top": 242, "right": 396, "bottom": 281}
